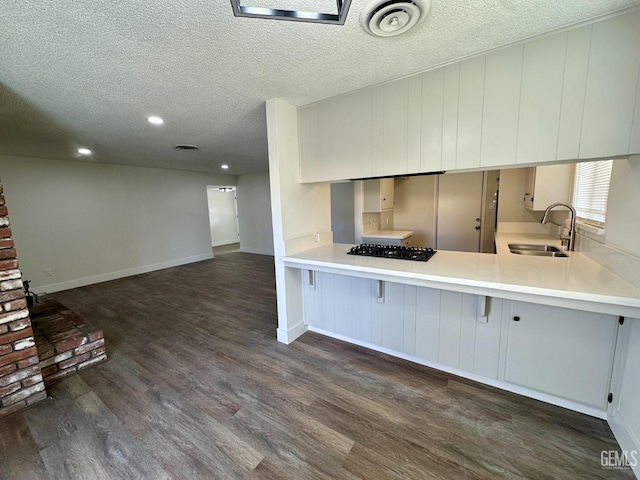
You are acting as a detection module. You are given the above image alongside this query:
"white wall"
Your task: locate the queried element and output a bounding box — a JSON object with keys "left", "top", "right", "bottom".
{"left": 0, "top": 155, "right": 236, "bottom": 292}
{"left": 236, "top": 171, "right": 274, "bottom": 256}
{"left": 206, "top": 187, "right": 239, "bottom": 247}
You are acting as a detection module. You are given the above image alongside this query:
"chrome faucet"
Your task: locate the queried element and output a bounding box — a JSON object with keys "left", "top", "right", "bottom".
{"left": 541, "top": 203, "right": 576, "bottom": 251}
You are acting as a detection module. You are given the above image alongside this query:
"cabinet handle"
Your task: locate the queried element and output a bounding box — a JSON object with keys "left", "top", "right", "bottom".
{"left": 513, "top": 316, "right": 520, "bottom": 322}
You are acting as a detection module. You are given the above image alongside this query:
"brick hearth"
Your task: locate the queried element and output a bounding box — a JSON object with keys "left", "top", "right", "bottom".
{"left": 31, "top": 297, "right": 107, "bottom": 386}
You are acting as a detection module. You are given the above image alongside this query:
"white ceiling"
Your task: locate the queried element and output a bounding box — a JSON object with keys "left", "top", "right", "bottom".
{"left": 1, "top": 0, "right": 639, "bottom": 175}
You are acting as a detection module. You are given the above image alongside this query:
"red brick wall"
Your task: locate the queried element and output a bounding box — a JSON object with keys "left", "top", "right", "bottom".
{"left": 0, "top": 179, "right": 47, "bottom": 419}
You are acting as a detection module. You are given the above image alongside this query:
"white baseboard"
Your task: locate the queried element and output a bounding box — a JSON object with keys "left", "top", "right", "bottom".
{"left": 33, "top": 253, "right": 213, "bottom": 294}
{"left": 277, "top": 321, "right": 307, "bottom": 345}
{"left": 307, "top": 326, "right": 607, "bottom": 420}
{"left": 211, "top": 240, "right": 239, "bottom": 247}
{"left": 240, "top": 247, "right": 274, "bottom": 256}
{"left": 608, "top": 410, "right": 640, "bottom": 477}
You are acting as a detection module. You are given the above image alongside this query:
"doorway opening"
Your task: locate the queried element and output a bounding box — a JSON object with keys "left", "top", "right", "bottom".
{"left": 206, "top": 186, "right": 240, "bottom": 255}
{"left": 435, "top": 170, "right": 499, "bottom": 253}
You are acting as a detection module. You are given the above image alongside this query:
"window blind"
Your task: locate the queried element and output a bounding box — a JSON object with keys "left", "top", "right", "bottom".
{"left": 572, "top": 160, "right": 613, "bottom": 225}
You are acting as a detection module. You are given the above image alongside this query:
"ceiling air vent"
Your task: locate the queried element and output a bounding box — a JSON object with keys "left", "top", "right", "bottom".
{"left": 360, "top": 0, "right": 430, "bottom": 37}
{"left": 174, "top": 145, "right": 200, "bottom": 151}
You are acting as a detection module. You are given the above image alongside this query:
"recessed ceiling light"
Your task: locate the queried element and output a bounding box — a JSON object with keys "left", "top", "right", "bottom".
{"left": 221, "top": 164, "right": 229, "bottom": 170}
{"left": 78, "top": 148, "right": 92, "bottom": 155}
{"left": 147, "top": 116, "right": 164, "bottom": 125}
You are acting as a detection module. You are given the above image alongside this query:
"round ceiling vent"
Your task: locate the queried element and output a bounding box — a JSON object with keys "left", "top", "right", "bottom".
{"left": 360, "top": 0, "right": 430, "bottom": 37}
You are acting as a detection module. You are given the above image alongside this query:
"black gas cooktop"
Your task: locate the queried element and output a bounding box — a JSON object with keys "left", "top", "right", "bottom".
{"left": 347, "top": 244, "right": 437, "bottom": 262}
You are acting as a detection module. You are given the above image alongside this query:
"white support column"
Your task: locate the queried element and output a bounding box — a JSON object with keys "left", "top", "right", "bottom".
{"left": 266, "top": 98, "right": 332, "bottom": 344}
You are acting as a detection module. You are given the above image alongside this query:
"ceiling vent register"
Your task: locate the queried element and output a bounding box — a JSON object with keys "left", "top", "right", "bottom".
{"left": 360, "top": 0, "right": 430, "bottom": 37}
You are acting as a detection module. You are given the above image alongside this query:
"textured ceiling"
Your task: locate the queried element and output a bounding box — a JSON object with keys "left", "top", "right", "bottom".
{"left": 1, "top": 0, "right": 639, "bottom": 175}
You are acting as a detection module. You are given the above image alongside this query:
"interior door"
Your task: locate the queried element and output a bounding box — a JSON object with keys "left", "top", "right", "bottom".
{"left": 436, "top": 172, "right": 483, "bottom": 252}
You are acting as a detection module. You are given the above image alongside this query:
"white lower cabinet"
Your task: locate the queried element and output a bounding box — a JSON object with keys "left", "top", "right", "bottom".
{"left": 302, "top": 271, "right": 620, "bottom": 413}
{"left": 302, "top": 272, "right": 504, "bottom": 378}
{"left": 504, "top": 301, "right": 618, "bottom": 409}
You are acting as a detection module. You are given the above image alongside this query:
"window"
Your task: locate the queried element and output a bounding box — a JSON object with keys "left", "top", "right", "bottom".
{"left": 572, "top": 160, "right": 613, "bottom": 227}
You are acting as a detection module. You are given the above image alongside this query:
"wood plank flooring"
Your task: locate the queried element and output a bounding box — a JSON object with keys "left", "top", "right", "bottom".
{"left": 0, "top": 252, "right": 634, "bottom": 479}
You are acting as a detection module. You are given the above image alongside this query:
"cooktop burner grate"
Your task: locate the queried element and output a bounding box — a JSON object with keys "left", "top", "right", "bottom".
{"left": 347, "top": 244, "right": 436, "bottom": 262}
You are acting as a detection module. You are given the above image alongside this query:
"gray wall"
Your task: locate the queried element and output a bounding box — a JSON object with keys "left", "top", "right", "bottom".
{"left": 330, "top": 182, "right": 355, "bottom": 244}
{"left": 0, "top": 155, "right": 236, "bottom": 292}
{"left": 236, "top": 171, "right": 274, "bottom": 255}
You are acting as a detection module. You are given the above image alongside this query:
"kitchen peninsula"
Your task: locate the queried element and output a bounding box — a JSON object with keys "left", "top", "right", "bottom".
{"left": 267, "top": 8, "right": 640, "bottom": 476}
{"left": 283, "top": 229, "right": 640, "bottom": 418}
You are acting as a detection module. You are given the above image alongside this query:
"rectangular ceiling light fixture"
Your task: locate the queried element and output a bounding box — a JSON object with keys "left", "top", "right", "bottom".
{"left": 230, "top": 0, "right": 352, "bottom": 25}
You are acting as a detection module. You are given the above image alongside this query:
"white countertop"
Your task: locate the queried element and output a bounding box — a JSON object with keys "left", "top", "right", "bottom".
{"left": 283, "top": 235, "right": 640, "bottom": 318}
{"left": 362, "top": 230, "right": 414, "bottom": 240}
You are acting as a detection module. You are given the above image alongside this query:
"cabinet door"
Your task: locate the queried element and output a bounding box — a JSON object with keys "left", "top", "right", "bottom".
{"left": 481, "top": 45, "right": 524, "bottom": 167}
{"left": 505, "top": 302, "right": 618, "bottom": 409}
{"left": 381, "top": 178, "right": 394, "bottom": 210}
{"left": 523, "top": 164, "right": 572, "bottom": 210}
{"left": 382, "top": 79, "right": 409, "bottom": 176}
{"left": 348, "top": 88, "right": 375, "bottom": 180}
{"left": 441, "top": 63, "right": 460, "bottom": 170}
{"left": 557, "top": 25, "right": 591, "bottom": 161}
{"left": 580, "top": 10, "right": 640, "bottom": 158}
{"left": 420, "top": 69, "right": 444, "bottom": 172}
{"left": 523, "top": 167, "right": 535, "bottom": 209}
{"left": 363, "top": 179, "right": 394, "bottom": 212}
{"left": 631, "top": 75, "right": 640, "bottom": 155}
{"left": 516, "top": 33, "right": 567, "bottom": 164}
{"left": 317, "top": 97, "right": 350, "bottom": 182}
{"left": 456, "top": 55, "right": 485, "bottom": 170}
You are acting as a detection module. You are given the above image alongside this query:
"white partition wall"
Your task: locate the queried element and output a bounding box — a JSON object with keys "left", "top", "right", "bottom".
{"left": 266, "top": 98, "right": 332, "bottom": 344}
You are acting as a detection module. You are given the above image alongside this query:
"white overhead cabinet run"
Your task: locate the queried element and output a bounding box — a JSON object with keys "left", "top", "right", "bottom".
{"left": 297, "top": 9, "right": 640, "bottom": 183}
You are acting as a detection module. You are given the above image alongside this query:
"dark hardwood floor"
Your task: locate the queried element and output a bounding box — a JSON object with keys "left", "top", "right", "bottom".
{"left": 0, "top": 252, "right": 634, "bottom": 479}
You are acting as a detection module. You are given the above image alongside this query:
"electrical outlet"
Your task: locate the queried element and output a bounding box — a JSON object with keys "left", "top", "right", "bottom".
{"left": 44, "top": 269, "right": 52, "bottom": 277}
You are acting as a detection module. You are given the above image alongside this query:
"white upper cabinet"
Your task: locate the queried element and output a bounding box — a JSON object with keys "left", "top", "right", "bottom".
{"left": 632, "top": 75, "right": 640, "bottom": 154}
{"left": 523, "top": 164, "right": 572, "bottom": 210}
{"left": 455, "top": 55, "right": 485, "bottom": 170}
{"left": 516, "top": 33, "right": 567, "bottom": 164}
{"left": 349, "top": 88, "right": 375, "bottom": 179}
{"left": 407, "top": 76, "right": 422, "bottom": 174}
{"left": 442, "top": 63, "right": 460, "bottom": 170}
{"left": 420, "top": 68, "right": 444, "bottom": 172}
{"left": 363, "top": 178, "right": 394, "bottom": 212}
{"left": 297, "top": 10, "right": 640, "bottom": 184}
{"left": 580, "top": 9, "right": 640, "bottom": 159}
{"left": 382, "top": 78, "right": 410, "bottom": 177}
{"left": 556, "top": 26, "right": 591, "bottom": 161}
{"left": 480, "top": 45, "right": 524, "bottom": 167}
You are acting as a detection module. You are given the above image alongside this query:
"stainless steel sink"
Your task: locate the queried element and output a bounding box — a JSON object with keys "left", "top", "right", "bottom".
{"left": 508, "top": 243, "right": 563, "bottom": 252}
{"left": 508, "top": 243, "right": 569, "bottom": 257}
